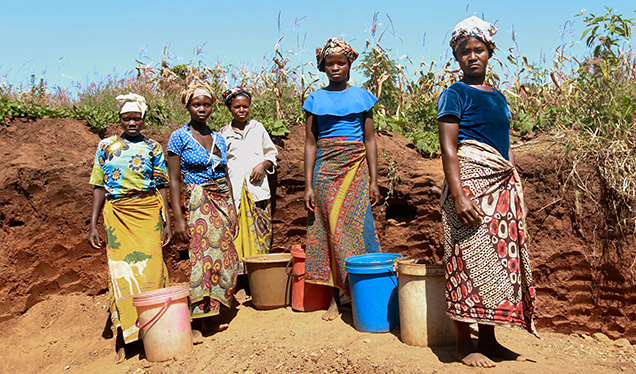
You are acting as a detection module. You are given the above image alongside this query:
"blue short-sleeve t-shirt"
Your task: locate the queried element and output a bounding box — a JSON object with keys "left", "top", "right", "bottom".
{"left": 302, "top": 86, "right": 378, "bottom": 141}
{"left": 437, "top": 81, "right": 511, "bottom": 160}
{"left": 166, "top": 125, "right": 228, "bottom": 185}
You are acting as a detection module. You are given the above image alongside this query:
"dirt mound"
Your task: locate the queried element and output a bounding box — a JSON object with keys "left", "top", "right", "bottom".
{"left": 0, "top": 118, "right": 635, "bottom": 344}
{"left": 516, "top": 145, "right": 636, "bottom": 340}
{"left": 0, "top": 118, "right": 107, "bottom": 321}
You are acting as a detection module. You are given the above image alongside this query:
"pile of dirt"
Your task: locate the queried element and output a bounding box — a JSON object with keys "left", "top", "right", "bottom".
{"left": 0, "top": 118, "right": 634, "bottom": 344}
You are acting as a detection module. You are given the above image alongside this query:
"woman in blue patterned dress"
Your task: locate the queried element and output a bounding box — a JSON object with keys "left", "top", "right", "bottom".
{"left": 167, "top": 81, "right": 240, "bottom": 342}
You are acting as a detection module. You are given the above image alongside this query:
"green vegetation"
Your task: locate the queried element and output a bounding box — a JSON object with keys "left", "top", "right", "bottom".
{"left": 1, "top": 10, "right": 634, "bottom": 224}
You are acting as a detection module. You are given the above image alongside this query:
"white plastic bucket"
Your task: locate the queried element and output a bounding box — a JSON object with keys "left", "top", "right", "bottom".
{"left": 396, "top": 259, "right": 455, "bottom": 346}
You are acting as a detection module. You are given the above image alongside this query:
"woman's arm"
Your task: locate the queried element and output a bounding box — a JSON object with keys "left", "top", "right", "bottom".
{"left": 363, "top": 110, "right": 380, "bottom": 206}
{"left": 438, "top": 115, "right": 483, "bottom": 226}
{"left": 167, "top": 152, "right": 189, "bottom": 243}
{"left": 88, "top": 187, "right": 106, "bottom": 249}
{"left": 304, "top": 113, "right": 318, "bottom": 212}
{"left": 157, "top": 186, "right": 172, "bottom": 246}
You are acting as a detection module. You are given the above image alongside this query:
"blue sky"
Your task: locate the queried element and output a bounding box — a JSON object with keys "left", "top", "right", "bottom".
{"left": 1, "top": 1, "right": 634, "bottom": 91}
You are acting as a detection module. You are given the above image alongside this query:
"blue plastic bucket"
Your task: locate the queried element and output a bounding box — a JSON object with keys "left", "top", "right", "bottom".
{"left": 346, "top": 253, "right": 402, "bottom": 332}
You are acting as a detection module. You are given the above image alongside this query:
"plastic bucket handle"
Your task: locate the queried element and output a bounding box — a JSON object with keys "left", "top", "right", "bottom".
{"left": 285, "top": 258, "right": 304, "bottom": 277}
{"left": 134, "top": 296, "right": 173, "bottom": 330}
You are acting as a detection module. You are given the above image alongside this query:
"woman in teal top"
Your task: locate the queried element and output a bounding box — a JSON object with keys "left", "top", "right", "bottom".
{"left": 437, "top": 16, "right": 537, "bottom": 368}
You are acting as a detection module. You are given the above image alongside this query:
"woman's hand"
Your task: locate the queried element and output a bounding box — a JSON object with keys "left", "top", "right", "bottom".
{"left": 232, "top": 215, "right": 239, "bottom": 239}
{"left": 369, "top": 182, "right": 380, "bottom": 207}
{"left": 173, "top": 216, "right": 189, "bottom": 243}
{"left": 438, "top": 117, "right": 484, "bottom": 226}
{"left": 454, "top": 193, "right": 484, "bottom": 226}
{"left": 304, "top": 187, "right": 315, "bottom": 212}
{"left": 249, "top": 161, "right": 270, "bottom": 185}
{"left": 161, "top": 227, "right": 173, "bottom": 247}
{"left": 88, "top": 227, "right": 102, "bottom": 249}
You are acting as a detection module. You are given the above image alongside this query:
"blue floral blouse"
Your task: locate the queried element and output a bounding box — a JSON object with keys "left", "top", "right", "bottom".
{"left": 89, "top": 135, "right": 169, "bottom": 199}
{"left": 166, "top": 125, "right": 228, "bottom": 185}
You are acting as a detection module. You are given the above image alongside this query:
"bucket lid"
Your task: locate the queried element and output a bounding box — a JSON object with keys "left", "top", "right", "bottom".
{"left": 345, "top": 253, "right": 403, "bottom": 274}
{"left": 395, "top": 258, "right": 445, "bottom": 276}
{"left": 243, "top": 253, "right": 292, "bottom": 264}
{"left": 132, "top": 285, "right": 189, "bottom": 307}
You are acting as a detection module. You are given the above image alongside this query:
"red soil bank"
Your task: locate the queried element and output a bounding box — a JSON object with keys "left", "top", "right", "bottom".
{"left": 0, "top": 118, "right": 634, "bottom": 342}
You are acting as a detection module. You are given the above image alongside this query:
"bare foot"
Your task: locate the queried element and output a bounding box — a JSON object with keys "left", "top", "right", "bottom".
{"left": 478, "top": 341, "right": 525, "bottom": 361}
{"left": 457, "top": 351, "right": 496, "bottom": 368}
{"left": 456, "top": 339, "right": 495, "bottom": 368}
{"left": 212, "top": 323, "right": 229, "bottom": 332}
{"left": 114, "top": 347, "right": 126, "bottom": 364}
{"left": 321, "top": 297, "right": 340, "bottom": 321}
{"left": 234, "top": 289, "right": 249, "bottom": 304}
{"left": 192, "top": 329, "right": 203, "bottom": 345}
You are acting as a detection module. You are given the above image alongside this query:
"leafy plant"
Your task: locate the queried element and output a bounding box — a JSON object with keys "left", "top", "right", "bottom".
{"left": 382, "top": 151, "right": 402, "bottom": 206}
{"left": 577, "top": 7, "right": 634, "bottom": 64}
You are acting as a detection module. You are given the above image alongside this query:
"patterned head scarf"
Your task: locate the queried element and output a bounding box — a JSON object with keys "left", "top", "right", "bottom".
{"left": 181, "top": 80, "right": 216, "bottom": 106}
{"left": 449, "top": 16, "right": 497, "bottom": 55}
{"left": 315, "top": 37, "right": 359, "bottom": 72}
{"left": 116, "top": 93, "right": 148, "bottom": 116}
{"left": 222, "top": 87, "right": 252, "bottom": 108}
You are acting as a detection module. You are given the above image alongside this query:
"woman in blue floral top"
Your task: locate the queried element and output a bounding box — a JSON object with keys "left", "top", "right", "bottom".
{"left": 88, "top": 93, "right": 172, "bottom": 364}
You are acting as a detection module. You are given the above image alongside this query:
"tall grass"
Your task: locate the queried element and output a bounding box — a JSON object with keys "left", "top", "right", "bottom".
{"left": 1, "top": 10, "right": 635, "bottom": 224}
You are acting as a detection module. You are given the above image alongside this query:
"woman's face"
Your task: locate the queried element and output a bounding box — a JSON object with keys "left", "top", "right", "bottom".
{"left": 324, "top": 53, "right": 350, "bottom": 83}
{"left": 119, "top": 111, "right": 144, "bottom": 137}
{"left": 229, "top": 95, "right": 251, "bottom": 124}
{"left": 455, "top": 38, "right": 490, "bottom": 77}
{"left": 188, "top": 95, "right": 214, "bottom": 124}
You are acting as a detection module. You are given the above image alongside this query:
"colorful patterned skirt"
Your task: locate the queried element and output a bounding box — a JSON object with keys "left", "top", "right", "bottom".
{"left": 234, "top": 180, "right": 272, "bottom": 263}
{"left": 305, "top": 138, "right": 381, "bottom": 295}
{"left": 185, "top": 179, "right": 239, "bottom": 319}
{"left": 441, "top": 140, "right": 537, "bottom": 336}
{"left": 104, "top": 191, "right": 169, "bottom": 344}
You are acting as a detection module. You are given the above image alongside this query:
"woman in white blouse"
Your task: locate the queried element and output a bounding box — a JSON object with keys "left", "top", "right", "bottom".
{"left": 220, "top": 87, "right": 278, "bottom": 260}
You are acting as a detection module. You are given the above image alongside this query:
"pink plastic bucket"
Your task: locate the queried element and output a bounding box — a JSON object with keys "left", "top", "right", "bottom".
{"left": 133, "top": 286, "right": 192, "bottom": 362}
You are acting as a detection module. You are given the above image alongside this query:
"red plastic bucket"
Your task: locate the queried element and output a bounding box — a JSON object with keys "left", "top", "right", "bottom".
{"left": 287, "top": 245, "right": 332, "bottom": 312}
{"left": 133, "top": 286, "right": 192, "bottom": 362}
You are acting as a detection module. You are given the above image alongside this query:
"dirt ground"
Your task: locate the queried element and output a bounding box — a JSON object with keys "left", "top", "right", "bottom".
{"left": 1, "top": 117, "right": 635, "bottom": 373}
{"left": 1, "top": 292, "right": 635, "bottom": 374}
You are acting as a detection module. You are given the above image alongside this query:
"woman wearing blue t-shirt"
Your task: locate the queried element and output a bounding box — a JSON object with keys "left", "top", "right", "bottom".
{"left": 303, "top": 38, "right": 381, "bottom": 321}
{"left": 437, "top": 17, "right": 537, "bottom": 368}
{"left": 167, "top": 81, "right": 239, "bottom": 342}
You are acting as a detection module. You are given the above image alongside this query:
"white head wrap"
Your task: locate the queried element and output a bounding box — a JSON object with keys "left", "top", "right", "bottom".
{"left": 116, "top": 93, "right": 148, "bottom": 116}
{"left": 450, "top": 16, "right": 497, "bottom": 52}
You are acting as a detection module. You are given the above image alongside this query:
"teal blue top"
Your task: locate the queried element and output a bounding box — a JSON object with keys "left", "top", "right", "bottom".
{"left": 437, "top": 81, "right": 511, "bottom": 160}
